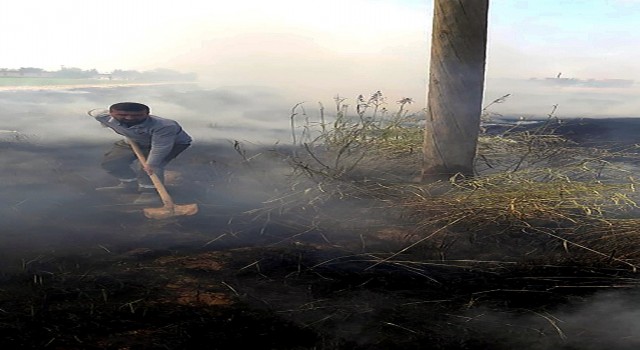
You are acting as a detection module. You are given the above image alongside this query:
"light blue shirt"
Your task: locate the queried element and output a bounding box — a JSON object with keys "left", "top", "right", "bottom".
{"left": 95, "top": 113, "right": 192, "bottom": 167}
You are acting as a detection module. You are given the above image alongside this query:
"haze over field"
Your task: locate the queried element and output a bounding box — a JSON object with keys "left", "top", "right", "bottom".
{"left": 2, "top": 0, "right": 640, "bottom": 118}
{"left": 4, "top": 2, "right": 640, "bottom": 348}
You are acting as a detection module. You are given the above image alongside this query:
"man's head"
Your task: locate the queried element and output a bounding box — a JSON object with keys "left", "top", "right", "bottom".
{"left": 109, "top": 102, "right": 150, "bottom": 126}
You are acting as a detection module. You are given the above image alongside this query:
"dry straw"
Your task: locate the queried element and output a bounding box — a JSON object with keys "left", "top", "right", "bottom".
{"left": 257, "top": 92, "right": 640, "bottom": 276}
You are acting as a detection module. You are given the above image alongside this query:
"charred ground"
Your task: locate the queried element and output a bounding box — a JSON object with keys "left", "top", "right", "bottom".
{"left": 2, "top": 118, "right": 640, "bottom": 349}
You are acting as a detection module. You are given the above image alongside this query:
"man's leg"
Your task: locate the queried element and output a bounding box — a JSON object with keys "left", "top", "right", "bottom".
{"left": 137, "top": 144, "right": 191, "bottom": 191}
{"left": 133, "top": 144, "right": 191, "bottom": 204}
{"left": 96, "top": 140, "right": 138, "bottom": 191}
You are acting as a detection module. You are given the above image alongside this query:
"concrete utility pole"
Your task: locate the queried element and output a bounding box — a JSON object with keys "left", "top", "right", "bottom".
{"left": 421, "top": 0, "right": 489, "bottom": 180}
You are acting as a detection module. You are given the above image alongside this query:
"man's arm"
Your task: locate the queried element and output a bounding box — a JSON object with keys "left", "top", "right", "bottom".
{"left": 94, "top": 113, "right": 111, "bottom": 126}
{"left": 146, "top": 125, "right": 179, "bottom": 168}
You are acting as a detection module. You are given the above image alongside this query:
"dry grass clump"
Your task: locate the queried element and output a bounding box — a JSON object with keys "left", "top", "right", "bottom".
{"left": 401, "top": 169, "right": 640, "bottom": 269}
{"left": 286, "top": 92, "right": 424, "bottom": 184}
{"left": 265, "top": 92, "right": 640, "bottom": 273}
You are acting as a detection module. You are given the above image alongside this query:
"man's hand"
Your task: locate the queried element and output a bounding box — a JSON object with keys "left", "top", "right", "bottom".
{"left": 142, "top": 164, "right": 154, "bottom": 175}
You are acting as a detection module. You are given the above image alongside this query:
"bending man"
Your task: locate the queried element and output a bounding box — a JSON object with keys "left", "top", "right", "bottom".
{"left": 93, "top": 102, "right": 192, "bottom": 199}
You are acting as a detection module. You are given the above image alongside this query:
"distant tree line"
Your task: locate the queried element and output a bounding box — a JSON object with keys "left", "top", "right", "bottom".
{"left": 539, "top": 77, "right": 634, "bottom": 88}
{"left": 0, "top": 67, "right": 197, "bottom": 81}
{"left": 109, "top": 68, "right": 197, "bottom": 81}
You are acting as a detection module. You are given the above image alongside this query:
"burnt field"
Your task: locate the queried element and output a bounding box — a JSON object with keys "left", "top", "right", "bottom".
{"left": 2, "top": 82, "right": 640, "bottom": 349}
{"left": 2, "top": 118, "right": 640, "bottom": 350}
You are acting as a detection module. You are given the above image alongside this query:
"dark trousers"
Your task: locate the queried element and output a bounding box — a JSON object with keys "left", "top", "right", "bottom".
{"left": 101, "top": 140, "right": 190, "bottom": 186}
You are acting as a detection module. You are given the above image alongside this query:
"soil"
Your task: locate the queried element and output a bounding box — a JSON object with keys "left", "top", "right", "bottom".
{"left": 2, "top": 119, "right": 640, "bottom": 349}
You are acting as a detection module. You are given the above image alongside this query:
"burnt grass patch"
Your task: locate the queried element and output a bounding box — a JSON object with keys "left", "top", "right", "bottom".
{"left": 3, "top": 123, "right": 640, "bottom": 349}
{"left": 1, "top": 243, "right": 636, "bottom": 349}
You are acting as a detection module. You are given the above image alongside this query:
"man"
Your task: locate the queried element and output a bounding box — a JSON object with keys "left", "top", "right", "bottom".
{"left": 93, "top": 102, "right": 192, "bottom": 203}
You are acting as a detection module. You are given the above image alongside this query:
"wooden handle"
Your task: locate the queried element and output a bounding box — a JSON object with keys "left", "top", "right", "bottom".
{"left": 126, "top": 138, "right": 174, "bottom": 207}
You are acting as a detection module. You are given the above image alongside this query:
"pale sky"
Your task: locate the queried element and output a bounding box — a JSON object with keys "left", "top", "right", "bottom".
{"left": 3, "top": 0, "right": 640, "bottom": 115}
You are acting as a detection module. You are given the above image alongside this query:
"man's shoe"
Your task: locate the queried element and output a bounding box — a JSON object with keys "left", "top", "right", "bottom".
{"left": 95, "top": 182, "right": 138, "bottom": 193}
{"left": 132, "top": 193, "right": 162, "bottom": 205}
{"left": 137, "top": 186, "right": 157, "bottom": 193}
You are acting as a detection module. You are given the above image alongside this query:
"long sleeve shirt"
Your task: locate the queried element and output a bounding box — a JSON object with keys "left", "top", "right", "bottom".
{"left": 94, "top": 113, "right": 192, "bottom": 167}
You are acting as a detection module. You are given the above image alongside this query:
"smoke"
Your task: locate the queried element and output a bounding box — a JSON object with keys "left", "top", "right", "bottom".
{"left": 185, "top": 31, "right": 429, "bottom": 106}
{"left": 2, "top": 85, "right": 640, "bottom": 348}
{"left": 484, "top": 78, "right": 640, "bottom": 118}
{"left": 460, "top": 289, "right": 640, "bottom": 349}
{"left": 0, "top": 84, "right": 304, "bottom": 145}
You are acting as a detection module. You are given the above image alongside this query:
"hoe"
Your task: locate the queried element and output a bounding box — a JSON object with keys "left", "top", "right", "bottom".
{"left": 128, "top": 138, "right": 198, "bottom": 219}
